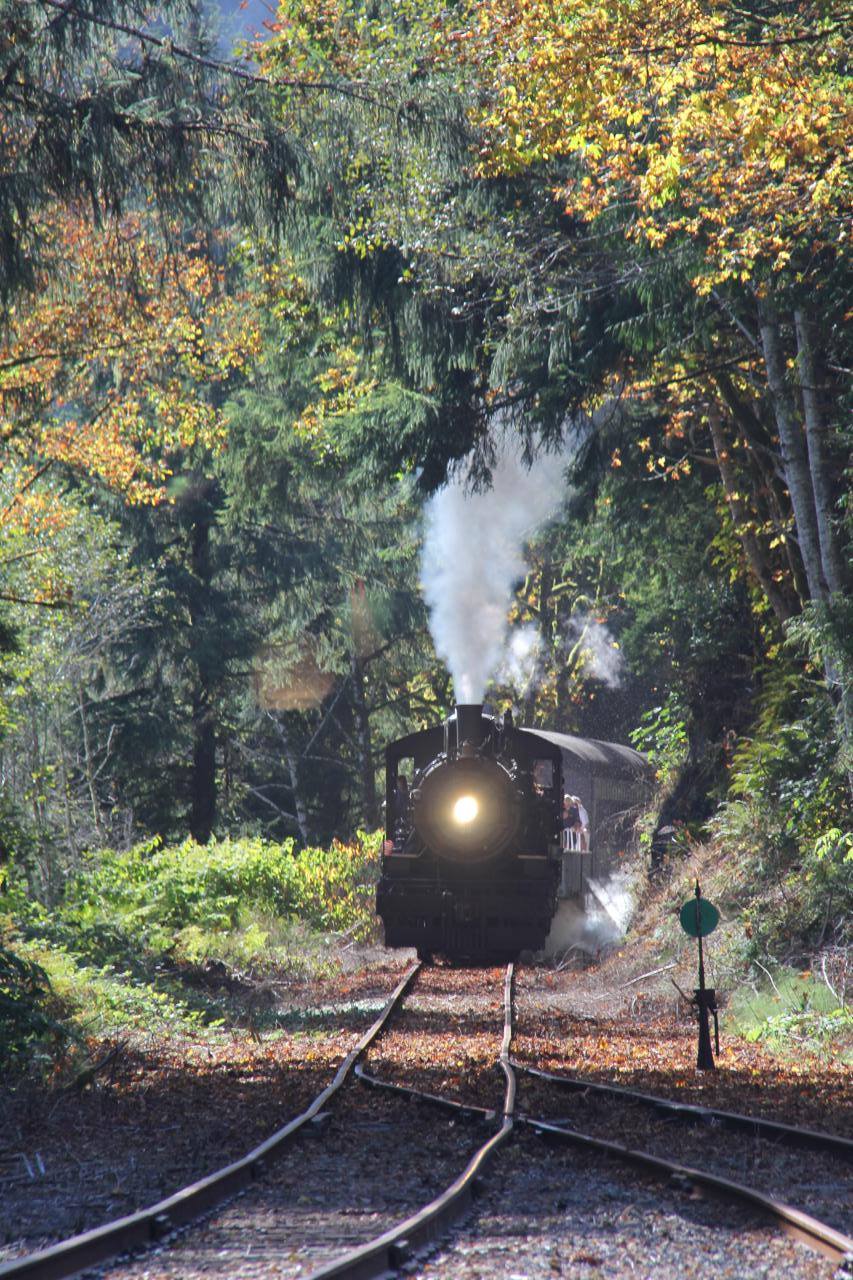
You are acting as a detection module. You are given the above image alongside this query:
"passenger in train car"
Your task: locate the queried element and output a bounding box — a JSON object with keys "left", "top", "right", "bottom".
{"left": 575, "top": 795, "right": 590, "bottom": 851}
{"left": 562, "top": 794, "right": 590, "bottom": 851}
{"left": 562, "top": 794, "right": 579, "bottom": 850}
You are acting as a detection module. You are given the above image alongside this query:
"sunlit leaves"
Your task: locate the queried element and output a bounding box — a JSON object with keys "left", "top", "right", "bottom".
{"left": 0, "top": 210, "right": 264, "bottom": 501}
{"left": 0, "top": 210, "right": 287, "bottom": 616}
{"left": 467, "top": 0, "right": 851, "bottom": 288}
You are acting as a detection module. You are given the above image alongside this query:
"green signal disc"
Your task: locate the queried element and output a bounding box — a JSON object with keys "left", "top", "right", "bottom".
{"left": 679, "top": 898, "right": 720, "bottom": 938}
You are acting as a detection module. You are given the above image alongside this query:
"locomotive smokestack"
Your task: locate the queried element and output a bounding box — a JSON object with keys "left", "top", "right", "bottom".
{"left": 455, "top": 704, "right": 484, "bottom": 754}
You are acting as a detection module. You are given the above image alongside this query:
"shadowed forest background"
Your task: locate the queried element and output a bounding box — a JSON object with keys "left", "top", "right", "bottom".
{"left": 0, "top": 0, "right": 850, "bottom": 1068}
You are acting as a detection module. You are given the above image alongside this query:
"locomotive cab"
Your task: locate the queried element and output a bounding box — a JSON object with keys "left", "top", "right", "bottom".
{"left": 377, "top": 704, "right": 563, "bottom": 960}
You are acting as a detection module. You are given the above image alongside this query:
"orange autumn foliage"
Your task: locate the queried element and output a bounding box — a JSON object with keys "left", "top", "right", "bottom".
{"left": 1, "top": 209, "right": 263, "bottom": 510}
{"left": 0, "top": 210, "right": 270, "bottom": 608}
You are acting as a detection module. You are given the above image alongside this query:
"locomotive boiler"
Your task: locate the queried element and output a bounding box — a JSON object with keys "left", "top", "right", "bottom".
{"left": 376, "top": 703, "right": 650, "bottom": 961}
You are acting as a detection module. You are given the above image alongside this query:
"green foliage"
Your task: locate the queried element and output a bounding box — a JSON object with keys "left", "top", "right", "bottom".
{"left": 37, "top": 831, "right": 383, "bottom": 967}
{"left": 0, "top": 934, "right": 67, "bottom": 1069}
{"left": 19, "top": 939, "right": 214, "bottom": 1039}
{"left": 813, "top": 827, "right": 853, "bottom": 867}
{"left": 0, "top": 793, "right": 38, "bottom": 874}
{"left": 630, "top": 695, "right": 689, "bottom": 788}
{"left": 710, "top": 666, "right": 852, "bottom": 959}
{"left": 787, "top": 597, "right": 853, "bottom": 778}
{"left": 0, "top": 1, "right": 304, "bottom": 301}
{"left": 726, "top": 967, "right": 851, "bottom": 1060}
{"left": 0, "top": 496, "right": 154, "bottom": 881}
{"left": 2, "top": 830, "right": 384, "bottom": 1067}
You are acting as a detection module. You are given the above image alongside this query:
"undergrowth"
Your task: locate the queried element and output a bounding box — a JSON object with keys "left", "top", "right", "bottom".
{"left": 1, "top": 832, "right": 383, "bottom": 1071}
{"left": 631, "top": 662, "right": 851, "bottom": 1058}
{"left": 726, "top": 962, "right": 852, "bottom": 1059}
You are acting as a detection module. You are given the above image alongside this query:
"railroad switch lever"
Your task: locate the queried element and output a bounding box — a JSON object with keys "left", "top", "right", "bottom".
{"left": 692, "top": 986, "right": 719, "bottom": 1069}
{"left": 678, "top": 881, "right": 721, "bottom": 1072}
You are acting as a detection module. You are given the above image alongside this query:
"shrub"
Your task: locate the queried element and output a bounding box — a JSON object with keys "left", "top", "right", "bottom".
{"left": 34, "top": 830, "right": 383, "bottom": 969}
{"left": 0, "top": 934, "right": 66, "bottom": 1069}
{"left": 726, "top": 964, "right": 852, "bottom": 1060}
{"left": 2, "top": 831, "right": 385, "bottom": 1067}
{"left": 18, "top": 939, "right": 213, "bottom": 1038}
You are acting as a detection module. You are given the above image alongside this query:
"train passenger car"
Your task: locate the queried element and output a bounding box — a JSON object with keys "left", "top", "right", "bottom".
{"left": 376, "top": 703, "right": 650, "bottom": 960}
{"left": 532, "top": 730, "right": 651, "bottom": 902}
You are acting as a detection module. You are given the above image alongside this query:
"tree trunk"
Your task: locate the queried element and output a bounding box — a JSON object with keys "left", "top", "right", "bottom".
{"left": 760, "top": 304, "right": 853, "bottom": 790}
{"left": 77, "top": 684, "right": 105, "bottom": 842}
{"left": 54, "top": 707, "right": 76, "bottom": 856}
{"left": 350, "top": 651, "right": 378, "bottom": 828}
{"left": 189, "top": 497, "right": 216, "bottom": 843}
{"left": 758, "top": 303, "right": 827, "bottom": 602}
{"left": 707, "top": 405, "right": 796, "bottom": 625}
{"left": 281, "top": 720, "right": 310, "bottom": 844}
{"left": 523, "top": 562, "right": 553, "bottom": 726}
{"left": 793, "top": 308, "right": 847, "bottom": 596}
{"left": 794, "top": 310, "right": 853, "bottom": 788}
{"left": 190, "top": 695, "right": 216, "bottom": 843}
{"left": 713, "top": 369, "right": 809, "bottom": 604}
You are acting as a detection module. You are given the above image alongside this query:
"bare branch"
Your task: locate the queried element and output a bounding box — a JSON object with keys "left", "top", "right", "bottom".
{"left": 0, "top": 591, "right": 72, "bottom": 609}
{"left": 36, "top": 0, "right": 378, "bottom": 104}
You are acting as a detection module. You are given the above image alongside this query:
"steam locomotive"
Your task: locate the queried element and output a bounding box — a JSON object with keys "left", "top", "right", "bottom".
{"left": 376, "top": 703, "right": 650, "bottom": 961}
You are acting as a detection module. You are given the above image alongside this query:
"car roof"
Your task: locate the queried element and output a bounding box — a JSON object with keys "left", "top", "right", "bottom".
{"left": 519, "top": 728, "right": 651, "bottom": 777}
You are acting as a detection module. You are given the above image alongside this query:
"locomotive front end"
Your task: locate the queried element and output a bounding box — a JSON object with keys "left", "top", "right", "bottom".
{"left": 377, "top": 704, "right": 562, "bottom": 960}
{"left": 412, "top": 752, "right": 522, "bottom": 862}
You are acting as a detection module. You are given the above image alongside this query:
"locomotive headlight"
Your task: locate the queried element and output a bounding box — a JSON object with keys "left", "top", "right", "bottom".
{"left": 452, "top": 794, "right": 479, "bottom": 825}
{"left": 413, "top": 755, "right": 519, "bottom": 860}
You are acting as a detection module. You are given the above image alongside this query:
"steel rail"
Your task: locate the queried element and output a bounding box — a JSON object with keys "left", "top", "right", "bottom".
{"left": 351, "top": 1061, "right": 853, "bottom": 1269}
{"left": 354, "top": 1062, "right": 495, "bottom": 1122}
{"left": 0, "top": 962, "right": 421, "bottom": 1280}
{"left": 303, "top": 963, "right": 518, "bottom": 1280}
{"left": 513, "top": 1061, "right": 853, "bottom": 1162}
{"left": 526, "top": 1116, "right": 853, "bottom": 1266}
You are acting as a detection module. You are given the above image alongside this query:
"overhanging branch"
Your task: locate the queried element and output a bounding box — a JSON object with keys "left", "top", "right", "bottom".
{"left": 36, "top": 0, "right": 378, "bottom": 104}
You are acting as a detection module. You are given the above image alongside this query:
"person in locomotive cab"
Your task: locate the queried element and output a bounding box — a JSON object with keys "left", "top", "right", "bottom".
{"left": 393, "top": 774, "right": 411, "bottom": 844}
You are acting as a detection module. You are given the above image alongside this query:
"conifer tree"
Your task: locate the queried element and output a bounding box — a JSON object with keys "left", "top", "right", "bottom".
{"left": 0, "top": 0, "right": 363, "bottom": 301}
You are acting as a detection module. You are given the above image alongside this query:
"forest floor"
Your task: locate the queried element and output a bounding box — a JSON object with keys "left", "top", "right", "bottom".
{"left": 1, "top": 934, "right": 850, "bottom": 1267}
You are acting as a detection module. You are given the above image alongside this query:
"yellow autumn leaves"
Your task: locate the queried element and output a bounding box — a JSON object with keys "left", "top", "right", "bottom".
{"left": 467, "top": 0, "right": 851, "bottom": 289}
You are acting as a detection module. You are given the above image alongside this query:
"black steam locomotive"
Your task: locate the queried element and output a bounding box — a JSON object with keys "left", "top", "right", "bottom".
{"left": 376, "top": 703, "right": 650, "bottom": 961}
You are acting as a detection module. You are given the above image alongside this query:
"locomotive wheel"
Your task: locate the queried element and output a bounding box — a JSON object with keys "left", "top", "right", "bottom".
{"left": 416, "top": 947, "right": 433, "bottom": 964}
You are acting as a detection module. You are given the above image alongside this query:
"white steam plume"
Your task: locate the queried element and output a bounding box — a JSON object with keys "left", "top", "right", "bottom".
{"left": 495, "top": 623, "right": 543, "bottom": 697}
{"left": 421, "top": 435, "right": 570, "bottom": 703}
{"left": 567, "top": 612, "right": 625, "bottom": 688}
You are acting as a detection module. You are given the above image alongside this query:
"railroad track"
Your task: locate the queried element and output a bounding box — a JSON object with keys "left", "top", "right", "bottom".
{"left": 0, "top": 964, "right": 424, "bottom": 1280}
{"left": 3, "top": 962, "right": 851, "bottom": 1280}
{"left": 513, "top": 1060, "right": 853, "bottom": 1162}
{"left": 302, "top": 963, "right": 518, "bottom": 1280}
{"left": 356, "top": 969, "right": 853, "bottom": 1277}
{"left": 0, "top": 961, "right": 516, "bottom": 1280}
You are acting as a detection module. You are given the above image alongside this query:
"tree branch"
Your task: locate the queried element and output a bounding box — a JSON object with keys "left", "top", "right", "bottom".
{"left": 36, "top": 0, "right": 378, "bottom": 103}
{"left": 0, "top": 460, "right": 56, "bottom": 526}
{"left": 0, "top": 592, "right": 73, "bottom": 609}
